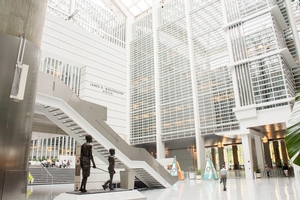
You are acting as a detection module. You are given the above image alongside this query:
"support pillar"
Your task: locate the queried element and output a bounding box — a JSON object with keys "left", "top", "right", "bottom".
{"left": 211, "top": 148, "right": 217, "bottom": 169}
{"left": 241, "top": 134, "right": 254, "bottom": 179}
{"left": 254, "top": 135, "right": 264, "bottom": 171}
{"left": 218, "top": 147, "right": 225, "bottom": 170}
{"left": 0, "top": 1, "right": 47, "bottom": 199}
{"left": 36, "top": 140, "right": 40, "bottom": 160}
{"left": 232, "top": 145, "right": 239, "bottom": 170}
{"left": 280, "top": 140, "right": 289, "bottom": 165}
{"left": 196, "top": 136, "right": 206, "bottom": 170}
{"left": 184, "top": 0, "right": 203, "bottom": 170}
{"left": 41, "top": 139, "right": 44, "bottom": 160}
{"left": 152, "top": 1, "right": 165, "bottom": 160}
{"left": 263, "top": 141, "right": 272, "bottom": 168}
{"left": 273, "top": 141, "right": 281, "bottom": 167}
{"left": 120, "top": 169, "right": 135, "bottom": 189}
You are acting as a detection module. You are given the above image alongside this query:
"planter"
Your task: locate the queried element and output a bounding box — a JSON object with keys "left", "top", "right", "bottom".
{"left": 189, "top": 172, "right": 196, "bottom": 179}
{"left": 256, "top": 172, "right": 262, "bottom": 178}
{"left": 196, "top": 175, "right": 202, "bottom": 180}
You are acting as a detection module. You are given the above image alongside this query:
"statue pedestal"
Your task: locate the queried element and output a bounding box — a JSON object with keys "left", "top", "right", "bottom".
{"left": 54, "top": 188, "right": 146, "bottom": 200}
{"left": 120, "top": 169, "right": 135, "bottom": 189}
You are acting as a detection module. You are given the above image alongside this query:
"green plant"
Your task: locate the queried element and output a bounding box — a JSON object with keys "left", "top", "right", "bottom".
{"left": 285, "top": 90, "right": 300, "bottom": 167}
{"left": 253, "top": 167, "right": 261, "bottom": 173}
{"left": 196, "top": 168, "right": 202, "bottom": 175}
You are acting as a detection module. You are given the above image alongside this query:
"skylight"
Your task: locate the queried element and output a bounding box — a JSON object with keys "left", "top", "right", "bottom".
{"left": 119, "top": 0, "right": 154, "bottom": 17}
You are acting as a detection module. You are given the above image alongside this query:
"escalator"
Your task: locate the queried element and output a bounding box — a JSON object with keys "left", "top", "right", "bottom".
{"left": 35, "top": 72, "right": 177, "bottom": 188}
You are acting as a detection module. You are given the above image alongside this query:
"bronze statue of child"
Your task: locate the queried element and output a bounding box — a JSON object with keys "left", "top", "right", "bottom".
{"left": 79, "top": 135, "right": 96, "bottom": 192}
{"left": 102, "top": 148, "right": 116, "bottom": 190}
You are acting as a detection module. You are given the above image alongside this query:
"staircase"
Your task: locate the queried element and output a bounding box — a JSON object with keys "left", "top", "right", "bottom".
{"left": 28, "top": 166, "right": 74, "bottom": 185}
{"left": 34, "top": 72, "right": 178, "bottom": 188}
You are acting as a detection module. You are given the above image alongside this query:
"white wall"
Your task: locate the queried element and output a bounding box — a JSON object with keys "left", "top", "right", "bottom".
{"left": 40, "top": 14, "right": 127, "bottom": 139}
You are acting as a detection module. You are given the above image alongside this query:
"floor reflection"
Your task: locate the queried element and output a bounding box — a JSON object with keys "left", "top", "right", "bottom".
{"left": 27, "top": 177, "right": 300, "bottom": 200}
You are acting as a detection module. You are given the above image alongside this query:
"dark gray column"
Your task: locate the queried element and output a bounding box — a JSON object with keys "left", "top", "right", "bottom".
{"left": 211, "top": 148, "right": 216, "bottom": 169}
{"left": 280, "top": 140, "right": 289, "bottom": 165}
{"left": 0, "top": 1, "right": 47, "bottom": 200}
{"left": 263, "top": 142, "right": 272, "bottom": 168}
{"left": 273, "top": 141, "right": 281, "bottom": 167}
{"left": 218, "top": 147, "right": 224, "bottom": 170}
{"left": 232, "top": 145, "right": 239, "bottom": 169}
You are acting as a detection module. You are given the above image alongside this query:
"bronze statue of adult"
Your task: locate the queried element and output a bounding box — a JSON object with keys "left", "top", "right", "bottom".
{"left": 79, "top": 135, "right": 96, "bottom": 192}
{"left": 102, "top": 148, "right": 116, "bottom": 190}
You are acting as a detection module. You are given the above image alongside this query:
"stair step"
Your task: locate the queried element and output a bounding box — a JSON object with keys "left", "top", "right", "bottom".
{"left": 29, "top": 167, "right": 75, "bottom": 185}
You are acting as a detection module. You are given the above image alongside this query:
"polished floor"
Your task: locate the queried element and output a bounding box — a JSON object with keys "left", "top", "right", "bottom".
{"left": 27, "top": 177, "right": 300, "bottom": 200}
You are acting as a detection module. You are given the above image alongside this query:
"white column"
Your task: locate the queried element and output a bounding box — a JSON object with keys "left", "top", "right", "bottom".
{"left": 69, "top": 137, "right": 72, "bottom": 155}
{"left": 220, "top": 0, "right": 241, "bottom": 108}
{"left": 49, "top": 138, "right": 53, "bottom": 158}
{"left": 125, "top": 15, "right": 134, "bottom": 144}
{"left": 61, "top": 136, "right": 64, "bottom": 156}
{"left": 30, "top": 141, "right": 34, "bottom": 160}
{"left": 224, "top": 146, "right": 228, "bottom": 168}
{"left": 254, "top": 135, "right": 264, "bottom": 171}
{"left": 57, "top": 137, "right": 61, "bottom": 158}
{"left": 241, "top": 134, "right": 254, "bottom": 179}
{"left": 65, "top": 136, "right": 69, "bottom": 155}
{"left": 40, "top": 139, "right": 44, "bottom": 160}
{"left": 197, "top": 137, "right": 206, "bottom": 169}
{"left": 35, "top": 140, "right": 39, "bottom": 159}
{"left": 53, "top": 137, "right": 57, "bottom": 159}
{"left": 184, "top": 0, "right": 205, "bottom": 169}
{"left": 69, "top": 0, "right": 76, "bottom": 15}
{"left": 73, "top": 138, "right": 76, "bottom": 156}
{"left": 153, "top": 0, "right": 165, "bottom": 159}
{"left": 45, "top": 138, "right": 48, "bottom": 158}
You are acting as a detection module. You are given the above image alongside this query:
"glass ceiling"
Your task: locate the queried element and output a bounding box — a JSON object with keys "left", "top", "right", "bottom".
{"left": 118, "top": 0, "right": 154, "bottom": 17}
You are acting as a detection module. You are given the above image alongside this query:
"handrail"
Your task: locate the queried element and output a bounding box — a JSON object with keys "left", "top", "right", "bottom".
{"left": 41, "top": 165, "right": 54, "bottom": 185}
{"left": 35, "top": 72, "right": 178, "bottom": 187}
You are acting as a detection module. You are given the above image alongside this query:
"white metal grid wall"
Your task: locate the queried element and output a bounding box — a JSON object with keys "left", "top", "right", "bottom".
{"left": 229, "top": 6, "right": 295, "bottom": 108}
{"left": 249, "top": 55, "right": 290, "bottom": 104}
{"left": 40, "top": 57, "right": 81, "bottom": 96}
{"left": 191, "top": 1, "right": 239, "bottom": 134}
{"left": 235, "top": 63, "right": 255, "bottom": 106}
{"left": 47, "top": 0, "right": 126, "bottom": 48}
{"left": 191, "top": 0, "right": 216, "bottom": 10}
{"left": 287, "top": 1, "right": 300, "bottom": 90}
{"left": 223, "top": 0, "right": 275, "bottom": 23}
{"left": 243, "top": 13, "right": 285, "bottom": 58}
{"left": 133, "top": 13, "right": 153, "bottom": 40}
{"left": 158, "top": 17, "right": 195, "bottom": 141}
{"left": 197, "top": 67, "right": 239, "bottom": 134}
{"left": 130, "top": 34, "right": 156, "bottom": 145}
{"left": 128, "top": 0, "right": 299, "bottom": 145}
{"left": 158, "top": 0, "right": 185, "bottom": 27}
{"left": 281, "top": 56, "right": 295, "bottom": 99}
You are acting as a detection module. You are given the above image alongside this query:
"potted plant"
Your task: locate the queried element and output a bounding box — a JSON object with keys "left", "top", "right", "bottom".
{"left": 254, "top": 167, "right": 261, "bottom": 178}
{"left": 196, "top": 168, "right": 202, "bottom": 180}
